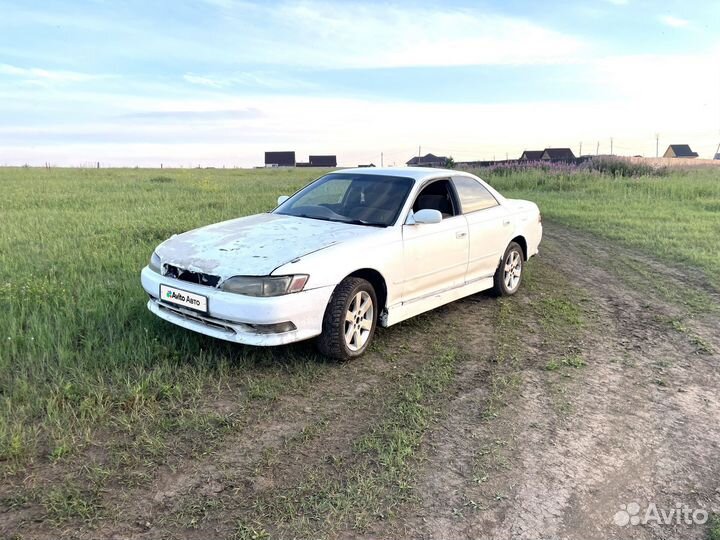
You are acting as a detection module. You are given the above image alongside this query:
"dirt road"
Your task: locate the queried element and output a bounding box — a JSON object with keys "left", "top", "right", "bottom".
{"left": 3, "top": 223, "right": 719, "bottom": 540}
{"left": 387, "top": 225, "right": 720, "bottom": 540}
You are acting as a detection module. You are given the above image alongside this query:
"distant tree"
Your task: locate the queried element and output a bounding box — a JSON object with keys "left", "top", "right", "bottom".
{"left": 445, "top": 156, "right": 456, "bottom": 169}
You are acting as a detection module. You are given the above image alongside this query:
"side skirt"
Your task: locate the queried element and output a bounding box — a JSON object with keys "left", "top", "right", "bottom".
{"left": 381, "top": 277, "right": 494, "bottom": 327}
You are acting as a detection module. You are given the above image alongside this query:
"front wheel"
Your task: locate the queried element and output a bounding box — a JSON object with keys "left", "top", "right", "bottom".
{"left": 317, "top": 277, "right": 378, "bottom": 360}
{"left": 492, "top": 242, "right": 524, "bottom": 296}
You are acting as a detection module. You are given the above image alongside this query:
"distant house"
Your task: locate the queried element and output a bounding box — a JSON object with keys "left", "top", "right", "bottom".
{"left": 541, "top": 148, "right": 576, "bottom": 161}
{"left": 295, "top": 162, "right": 311, "bottom": 168}
{"left": 406, "top": 153, "right": 448, "bottom": 168}
{"left": 519, "top": 150, "right": 544, "bottom": 161}
{"left": 663, "top": 144, "right": 699, "bottom": 158}
{"left": 264, "top": 151, "right": 296, "bottom": 167}
{"left": 309, "top": 155, "right": 337, "bottom": 167}
{"left": 357, "top": 163, "right": 376, "bottom": 168}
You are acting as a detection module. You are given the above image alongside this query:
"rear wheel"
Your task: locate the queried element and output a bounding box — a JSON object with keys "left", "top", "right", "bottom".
{"left": 317, "top": 277, "right": 377, "bottom": 360}
{"left": 492, "top": 242, "right": 524, "bottom": 296}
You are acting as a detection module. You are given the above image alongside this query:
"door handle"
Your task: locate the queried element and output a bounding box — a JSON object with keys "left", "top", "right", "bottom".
{"left": 456, "top": 231, "right": 467, "bottom": 239}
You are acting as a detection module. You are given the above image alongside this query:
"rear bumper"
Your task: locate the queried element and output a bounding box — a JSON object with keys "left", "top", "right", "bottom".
{"left": 531, "top": 223, "right": 542, "bottom": 257}
{"left": 141, "top": 266, "right": 334, "bottom": 346}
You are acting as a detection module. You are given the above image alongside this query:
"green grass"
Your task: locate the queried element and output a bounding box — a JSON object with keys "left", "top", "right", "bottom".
{"left": 709, "top": 513, "right": 720, "bottom": 540}
{"left": 0, "top": 163, "right": 720, "bottom": 464}
{"left": 467, "top": 166, "right": 720, "bottom": 289}
{"left": 251, "top": 345, "right": 459, "bottom": 536}
{"left": 1, "top": 163, "right": 718, "bottom": 476}
{"left": 233, "top": 521, "right": 271, "bottom": 540}
{"left": 2, "top": 164, "right": 718, "bottom": 538}
{"left": 658, "top": 316, "right": 715, "bottom": 355}
{"left": 40, "top": 484, "right": 103, "bottom": 524}
{"left": 545, "top": 355, "right": 586, "bottom": 371}
{"left": 0, "top": 167, "right": 327, "bottom": 466}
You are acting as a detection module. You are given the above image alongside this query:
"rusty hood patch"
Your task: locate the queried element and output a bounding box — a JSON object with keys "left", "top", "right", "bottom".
{"left": 156, "top": 213, "right": 377, "bottom": 280}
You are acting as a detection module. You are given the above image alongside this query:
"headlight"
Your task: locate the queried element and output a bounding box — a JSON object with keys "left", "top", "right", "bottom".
{"left": 220, "top": 275, "right": 308, "bottom": 297}
{"left": 149, "top": 252, "right": 162, "bottom": 274}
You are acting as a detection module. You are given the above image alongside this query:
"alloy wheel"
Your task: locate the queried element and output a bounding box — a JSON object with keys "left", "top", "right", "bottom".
{"left": 503, "top": 250, "right": 522, "bottom": 291}
{"left": 344, "top": 291, "right": 374, "bottom": 351}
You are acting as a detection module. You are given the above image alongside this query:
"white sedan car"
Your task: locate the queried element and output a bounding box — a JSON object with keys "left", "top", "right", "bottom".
{"left": 141, "top": 167, "right": 542, "bottom": 359}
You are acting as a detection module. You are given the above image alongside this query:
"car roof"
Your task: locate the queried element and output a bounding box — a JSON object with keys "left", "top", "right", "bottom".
{"left": 336, "top": 166, "right": 474, "bottom": 183}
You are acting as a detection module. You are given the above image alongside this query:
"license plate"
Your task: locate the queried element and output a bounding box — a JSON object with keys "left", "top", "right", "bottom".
{"left": 160, "top": 284, "right": 208, "bottom": 313}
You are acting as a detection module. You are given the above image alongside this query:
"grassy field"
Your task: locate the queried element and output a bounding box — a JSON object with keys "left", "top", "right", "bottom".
{"left": 1, "top": 164, "right": 719, "bottom": 467}
{"left": 1, "top": 164, "right": 719, "bottom": 538}
{"left": 0, "top": 167, "right": 332, "bottom": 466}
{"left": 470, "top": 164, "right": 720, "bottom": 289}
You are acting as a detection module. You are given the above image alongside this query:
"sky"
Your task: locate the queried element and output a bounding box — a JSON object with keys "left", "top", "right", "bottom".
{"left": 1, "top": 0, "right": 719, "bottom": 167}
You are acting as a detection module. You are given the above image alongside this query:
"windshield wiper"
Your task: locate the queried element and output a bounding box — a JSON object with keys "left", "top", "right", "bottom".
{"left": 340, "top": 218, "right": 386, "bottom": 227}
{"left": 291, "top": 213, "right": 334, "bottom": 223}
{"left": 289, "top": 213, "right": 385, "bottom": 227}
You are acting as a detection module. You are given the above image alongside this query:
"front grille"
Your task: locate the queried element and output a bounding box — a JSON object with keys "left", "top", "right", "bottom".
{"left": 157, "top": 302, "right": 237, "bottom": 334}
{"left": 164, "top": 264, "right": 221, "bottom": 287}
{"left": 154, "top": 300, "right": 297, "bottom": 337}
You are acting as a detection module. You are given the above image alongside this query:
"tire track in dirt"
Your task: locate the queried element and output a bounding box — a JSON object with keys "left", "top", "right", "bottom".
{"left": 137, "top": 300, "right": 500, "bottom": 540}
{"left": 81, "top": 310, "right": 486, "bottom": 539}
{"left": 376, "top": 223, "right": 720, "bottom": 540}
{"left": 542, "top": 225, "right": 720, "bottom": 540}
{"left": 6, "top": 223, "right": 719, "bottom": 540}
{"left": 0, "top": 318, "right": 460, "bottom": 540}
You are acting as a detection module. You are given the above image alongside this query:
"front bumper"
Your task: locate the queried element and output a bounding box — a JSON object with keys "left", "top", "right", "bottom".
{"left": 140, "top": 266, "right": 334, "bottom": 346}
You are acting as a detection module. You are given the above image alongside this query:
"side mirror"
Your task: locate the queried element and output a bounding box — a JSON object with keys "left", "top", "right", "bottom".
{"left": 277, "top": 195, "right": 290, "bottom": 205}
{"left": 408, "top": 209, "right": 443, "bottom": 225}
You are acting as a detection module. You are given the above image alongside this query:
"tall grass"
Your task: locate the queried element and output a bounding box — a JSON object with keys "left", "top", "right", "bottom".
{"left": 466, "top": 164, "right": 720, "bottom": 288}
{"left": 0, "top": 167, "right": 321, "bottom": 464}
{"left": 1, "top": 164, "right": 718, "bottom": 466}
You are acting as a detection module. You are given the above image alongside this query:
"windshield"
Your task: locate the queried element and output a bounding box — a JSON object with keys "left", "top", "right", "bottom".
{"left": 274, "top": 173, "right": 414, "bottom": 227}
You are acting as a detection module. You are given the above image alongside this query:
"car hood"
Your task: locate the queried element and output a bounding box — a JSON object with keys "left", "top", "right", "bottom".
{"left": 156, "top": 213, "right": 378, "bottom": 280}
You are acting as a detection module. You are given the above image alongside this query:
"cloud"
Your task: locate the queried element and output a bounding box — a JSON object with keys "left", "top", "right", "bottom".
{"left": 183, "top": 71, "right": 315, "bottom": 90}
{"left": 1, "top": 2, "right": 587, "bottom": 70}
{"left": 122, "top": 108, "right": 264, "bottom": 122}
{"left": 1, "top": 2, "right": 717, "bottom": 165}
{"left": 206, "top": 1, "right": 587, "bottom": 68}
{"left": 3, "top": 71, "right": 718, "bottom": 165}
{"left": 0, "top": 63, "right": 101, "bottom": 83}
{"left": 182, "top": 74, "right": 223, "bottom": 88}
{"left": 659, "top": 15, "right": 689, "bottom": 28}
{"left": 604, "top": 0, "right": 628, "bottom": 5}
{"left": 199, "top": 0, "right": 238, "bottom": 8}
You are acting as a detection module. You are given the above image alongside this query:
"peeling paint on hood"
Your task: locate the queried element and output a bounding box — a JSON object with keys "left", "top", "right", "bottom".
{"left": 155, "top": 213, "right": 379, "bottom": 280}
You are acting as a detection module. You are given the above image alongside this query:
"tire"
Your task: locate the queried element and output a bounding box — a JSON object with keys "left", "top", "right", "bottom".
{"left": 492, "top": 242, "right": 524, "bottom": 296}
{"left": 317, "top": 277, "right": 378, "bottom": 360}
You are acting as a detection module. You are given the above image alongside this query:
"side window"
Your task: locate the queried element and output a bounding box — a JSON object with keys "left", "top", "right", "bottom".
{"left": 412, "top": 179, "right": 458, "bottom": 219}
{"left": 452, "top": 177, "right": 499, "bottom": 213}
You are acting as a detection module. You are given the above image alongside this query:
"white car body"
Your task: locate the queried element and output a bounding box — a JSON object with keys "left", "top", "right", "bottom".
{"left": 141, "top": 167, "right": 542, "bottom": 346}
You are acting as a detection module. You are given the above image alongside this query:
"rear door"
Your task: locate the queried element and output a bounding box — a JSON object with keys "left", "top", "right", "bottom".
{"left": 452, "top": 176, "right": 510, "bottom": 283}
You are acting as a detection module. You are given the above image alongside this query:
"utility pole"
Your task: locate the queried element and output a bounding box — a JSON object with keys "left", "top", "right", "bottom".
{"left": 418, "top": 146, "right": 421, "bottom": 159}
{"left": 381, "top": 152, "right": 384, "bottom": 167}
{"left": 579, "top": 142, "right": 583, "bottom": 156}
{"left": 655, "top": 133, "right": 660, "bottom": 158}
{"left": 610, "top": 137, "right": 614, "bottom": 156}
{"left": 596, "top": 141, "right": 600, "bottom": 156}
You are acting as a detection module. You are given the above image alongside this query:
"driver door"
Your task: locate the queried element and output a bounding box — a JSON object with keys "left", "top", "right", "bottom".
{"left": 401, "top": 179, "right": 469, "bottom": 303}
